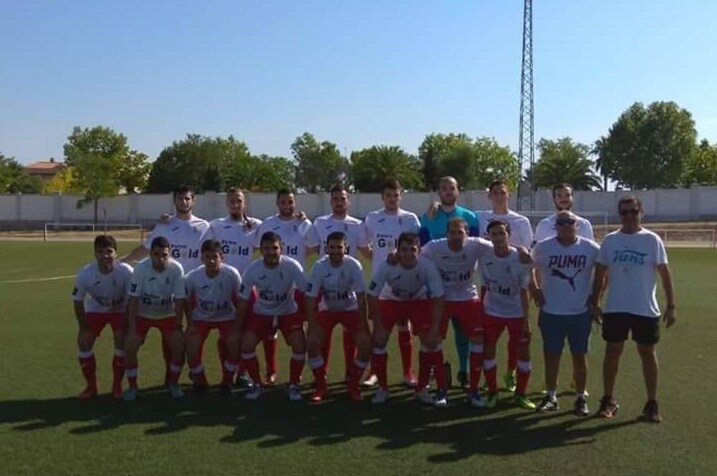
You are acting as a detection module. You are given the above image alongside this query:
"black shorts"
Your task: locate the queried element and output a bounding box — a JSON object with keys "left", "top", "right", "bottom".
{"left": 602, "top": 312, "right": 660, "bottom": 345}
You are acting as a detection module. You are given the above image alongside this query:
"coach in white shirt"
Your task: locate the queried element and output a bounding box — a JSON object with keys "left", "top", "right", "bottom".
{"left": 591, "top": 196, "right": 676, "bottom": 423}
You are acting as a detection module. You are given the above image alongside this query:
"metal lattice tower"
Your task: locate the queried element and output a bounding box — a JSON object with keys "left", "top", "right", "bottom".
{"left": 517, "top": 0, "right": 535, "bottom": 211}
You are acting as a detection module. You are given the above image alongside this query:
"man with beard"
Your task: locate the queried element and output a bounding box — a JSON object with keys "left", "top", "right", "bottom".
{"left": 420, "top": 176, "right": 479, "bottom": 389}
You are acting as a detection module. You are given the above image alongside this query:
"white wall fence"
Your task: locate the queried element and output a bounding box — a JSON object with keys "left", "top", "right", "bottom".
{"left": 1, "top": 186, "right": 717, "bottom": 228}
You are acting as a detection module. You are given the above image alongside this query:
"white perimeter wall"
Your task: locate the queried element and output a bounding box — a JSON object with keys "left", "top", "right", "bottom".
{"left": 2, "top": 187, "right": 717, "bottom": 225}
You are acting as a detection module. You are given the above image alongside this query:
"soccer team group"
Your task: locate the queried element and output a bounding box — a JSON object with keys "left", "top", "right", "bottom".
{"left": 71, "top": 177, "right": 676, "bottom": 423}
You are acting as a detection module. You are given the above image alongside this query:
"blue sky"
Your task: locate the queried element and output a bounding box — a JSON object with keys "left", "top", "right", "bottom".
{"left": 2, "top": 0, "right": 716, "bottom": 166}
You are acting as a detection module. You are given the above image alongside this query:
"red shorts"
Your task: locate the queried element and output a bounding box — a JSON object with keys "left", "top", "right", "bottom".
{"left": 85, "top": 312, "right": 124, "bottom": 337}
{"left": 379, "top": 299, "right": 438, "bottom": 337}
{"left": 191, "top": 320, "right": 235, "bottom": 342}
{"left": 316, "top": 310, "right": 363, "bottom": 336}
{"left": 443, "top": 300, "right": 484, "bottom": 337}
{"left": 483, "top": 315, "right": 530, "bottom": 346}
{"left": 136, "top": 316, "right": 177, "bottom": 340}
{"left": 245, "top": 312, "right": 304, "bottom": 340}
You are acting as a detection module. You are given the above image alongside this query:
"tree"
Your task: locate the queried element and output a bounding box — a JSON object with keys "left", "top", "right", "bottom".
{"left": 0, "top": 153, "right": 43, "bottom": 193}
{"left": 223, "top": 153, "right": 296, "bottom": 192}
{"left": 682, "top": 139, "right": 717, "bottom": 186}
{"left": 418, "top": 133, "right": 473, "bottom": 189}
{"left": 418, "top": 133, "right": 520, "bottom": 190}
{"left": 292, "top": 133, "right": 347, "bottom": 193}
{"left": 147, "top": 134, "right": 244, "bottom": 193}
{"left": 117, "top": 150, "right": 151, "bottom": 193}
{"left": 594, "top": 101, "right": 697, "bottom": 189}
{"left": 530, "top": 138, "right": 601, "bottom": 191}
{"left": 473, "top": 137, "right": 521, "bottom": 190}
{"left": 63, "top": 126, "right": 129, "bottom": 222}
{"left": 349, "top": 145, "right": 424, "bottom": 192}
{"left": 43, "top": 166, "right": 81, "bottom": 194}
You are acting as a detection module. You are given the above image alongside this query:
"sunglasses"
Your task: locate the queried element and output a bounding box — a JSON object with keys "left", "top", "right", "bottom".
{"left": 619, "top": 209, "right": 640, "bottom": 216}
{"left": 556, "top": 218, "right": 576, "bottom": 226}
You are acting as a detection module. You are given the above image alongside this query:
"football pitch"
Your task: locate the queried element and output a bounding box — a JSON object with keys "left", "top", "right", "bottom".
{"left": 0, "top": 242, "right": 715, "bottom": 475}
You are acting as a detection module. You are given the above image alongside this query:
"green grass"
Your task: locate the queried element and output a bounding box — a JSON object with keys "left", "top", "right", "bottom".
{"left": 1, "top": 242, "right": 716, "bottom": 475}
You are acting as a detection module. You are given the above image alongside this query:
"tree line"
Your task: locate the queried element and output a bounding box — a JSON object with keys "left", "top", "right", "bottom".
{"left": 2, "top": 101, "right": 717, "bottom": 207}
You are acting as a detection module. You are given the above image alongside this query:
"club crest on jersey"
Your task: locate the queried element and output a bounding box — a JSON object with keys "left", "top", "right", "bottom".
{"left": 343, "top": 223, "right": 348, "bottom": 231}
{"left": 293, "top": 225, "right": 298, "bottom": 233}
{"left": 398, "top": 217, "right": 402, "bottom": 226}
{"left": 279, "top": 271, "right": 284, "bottom": 280}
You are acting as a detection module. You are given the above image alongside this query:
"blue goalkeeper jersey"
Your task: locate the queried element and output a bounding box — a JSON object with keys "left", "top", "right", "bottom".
{"left": 419, "top": 205, "right": 480, "bottom": 245}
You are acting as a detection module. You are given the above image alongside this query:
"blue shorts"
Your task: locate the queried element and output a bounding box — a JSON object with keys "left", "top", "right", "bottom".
{"left": 539, "top": 310, "right": 592, "bottom": 354}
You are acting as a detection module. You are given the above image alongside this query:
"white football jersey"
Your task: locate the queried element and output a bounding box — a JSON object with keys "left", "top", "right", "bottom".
{"left": 477, "top": 210, "right": 533, "bottom": 249}
{"left": 368, "top": 257, "right": 445, "bottom": 301}
{"left": 534, "top": 213, "right": 594, "bottom": 245}
{"left": 144, "top": 215, "right": 210, "bottom": 271}
{"left": 596, "top": 229, "right": 668, "bottom": 318}
{"left": 185, "top": 263, "right": 242, "bottom": 322}
{"left": 421, "top": 237, "right": 493, "bottom": 302}
{"left": 255, "top": 215, "right": 312, "bottom": 266}
{"left": 364, "top": 208, "right": 420, "bottom": 271}
{"left": 532, "top": 236, "right": 600, "bottom": 315}
{"left": 204, "top": 216, "right": 262, "bottom": 274}
{"left": 306, "top": 255, "right": 365, "bottom": 312}
{"left": 239, "top": 256, "right": 307, "bottom": 316}
{"left": 478, "top": 248, "right": 531, "bottom": 318}
{"left": 129, "top": 259, "right": 186, "bottom": 319}
{"left": 72, "top": 261, "right": 133, "bottom": 313}
{"left": 307, "top": 214, "right": 368, "bottom": 258}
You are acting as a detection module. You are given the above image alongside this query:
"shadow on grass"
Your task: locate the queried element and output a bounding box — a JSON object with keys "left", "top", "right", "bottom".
{"left": 0, "top": 382, "right": 640, "bottom": 462}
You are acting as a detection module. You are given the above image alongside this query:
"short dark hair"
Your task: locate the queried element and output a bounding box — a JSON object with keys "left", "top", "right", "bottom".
{"left": 226, "top": 187, "right": 245, "bottom": 196}
{"left": 326, "top": 231, "right": 347, "bottom": 244}
{"left": 276, "top": 188, "right": 295, "bottom": 199}
{"left": 382, "top": 178, "right": 402, "bottom": 193}
{"left": 173, "top": 185, "right": 195, "bottom": 199}
{"left": 397, "top": 232, "right": 420, "bottom": 249}
{"left": 330, "top": 183, "right": 348, "bottom": 195}
{"left": 260, "top": 231, "right": 282, "bottom": 246}
{"left": 201, "top": 239, "right": 223, "bottom": 255}
{"left": 150, "top": 236, "right": 171, "bottom": 250}
{"left": 446, "top": 217, "right": 468, "bottom": 232}
{"left": 488, "top": 179, "right": 510, "bottom": 193}
{"left": 552, "top": 183, "right": 573, "bottom": 197}
{"left": 94, "top": 234, "right": 117, "bottom": 251}
{"left": 618, "top": 195, "right": 643, "bottom": 212}
{"left": 486, "top": 219, "right": 511, "bottom": 235}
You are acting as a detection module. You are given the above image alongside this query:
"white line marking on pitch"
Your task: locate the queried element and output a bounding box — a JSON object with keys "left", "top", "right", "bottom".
{"left": 0, "top": 275, "right": 75, "bottom": 284}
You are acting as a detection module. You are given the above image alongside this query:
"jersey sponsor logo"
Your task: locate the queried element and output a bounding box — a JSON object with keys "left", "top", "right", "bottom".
{"left": 485, "top": 281, "right": 512, "bottom": 296}
{"left": 221, "top": 240, "right": 251, "bottom": 256}
{"left": 548, "top": 255, "right": 587, "bottom": 269}
{"left": 259, "top": 290, "right": 288, "bottom": 302}
{"left": 440, "top": 269, "right": 472, "bottom": 283}
{"left": 376, "top": 234, "right": 395, "bottom": 248}
{"left": 550, "top": 268, "right": 583, "bottom": 291}
{"left": 285, "top": 245, "right": 299, "bottom": 256}
{"left": 198, "top": 298, "right": 230, "bottom": 313}
{"left": 325, "top": 289, "right": 351, "bottom": 301}
{"left": 612, "top": 249, "right": 647, "bottom": 265}
{"left": 171, "top": 245, "right": 199, "bottom": 260}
